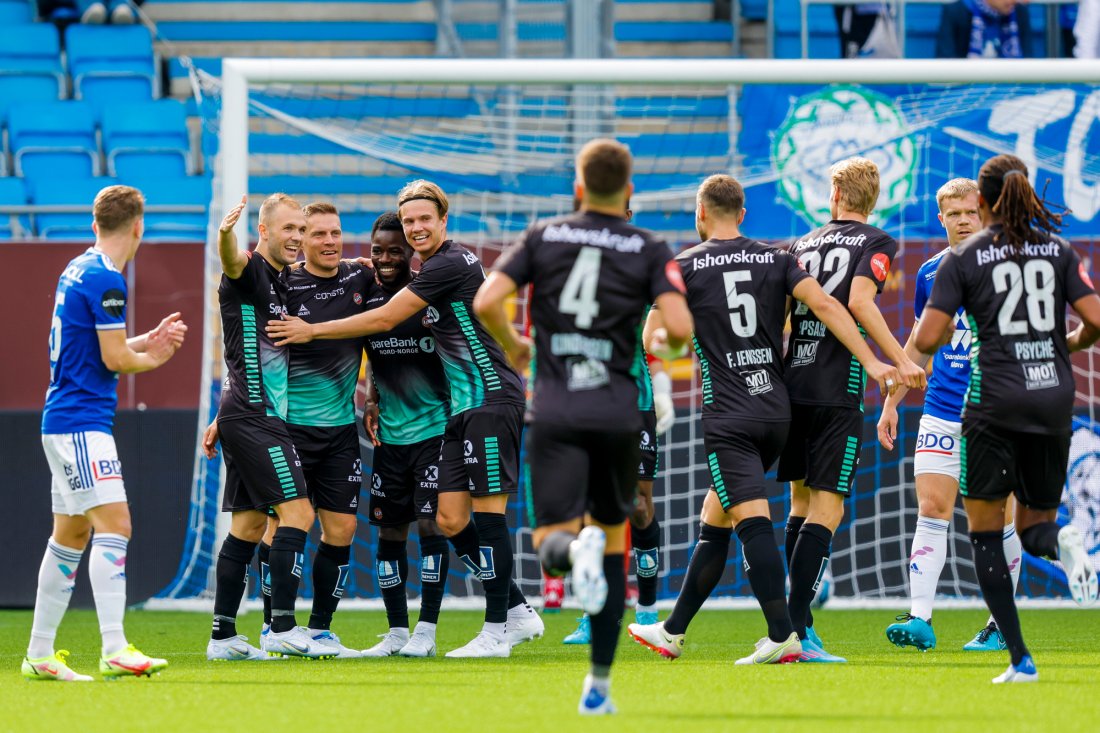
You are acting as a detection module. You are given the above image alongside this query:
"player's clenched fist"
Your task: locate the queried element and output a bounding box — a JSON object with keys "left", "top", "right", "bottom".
{"left": 867, "top": 360, "right": 901, "bottom": 397}
{"left": 219, "top": 194, "right": 247, "bottom": 233}
{"left": 896, "top": 357, "right": 927, "bottom": 390}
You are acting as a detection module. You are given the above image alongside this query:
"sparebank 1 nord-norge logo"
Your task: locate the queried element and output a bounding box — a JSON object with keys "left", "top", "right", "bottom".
{"left": 771, "top": 86, "right": 916, "bottom": 227}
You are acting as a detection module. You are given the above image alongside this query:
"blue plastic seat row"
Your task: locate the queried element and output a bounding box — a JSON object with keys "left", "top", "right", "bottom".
{"left": 0, "top": 23, "right": 156, "bottom": 123}
{"left": 0, "top": 175, "right": 209, "bottom": 241}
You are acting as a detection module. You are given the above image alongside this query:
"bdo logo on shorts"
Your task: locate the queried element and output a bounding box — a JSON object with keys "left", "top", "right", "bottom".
{"left": 916, "top": 431, "right": 956, "bottom": 454}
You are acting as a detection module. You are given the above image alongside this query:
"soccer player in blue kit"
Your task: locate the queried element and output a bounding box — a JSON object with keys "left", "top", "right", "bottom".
{"left": 25, "top": 185, "right": 185, "bottom": 681}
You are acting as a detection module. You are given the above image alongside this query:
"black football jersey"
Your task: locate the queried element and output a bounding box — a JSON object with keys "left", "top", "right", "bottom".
{"left": 784, "top": 220, "right": 897, "bottom": 410}
{"left": 925, "top": 225, "right": 1095, "bottom": 434}
{"left": 284, "top": 263, "right": 368, "bottom": 427}
{"left": 496, "top": 211, "right": 683, "bottom": 430}
{"left": 363, "top": 279, "right": 450, "bottom": 446}
{"left": 218, "top": 251, "right": 290, "bottom": 422}
{"left": 677, "top": 237, "right": 812, "bottom": 421}
{"left": 406, "top": 240, "right": 524, "bottom": 414}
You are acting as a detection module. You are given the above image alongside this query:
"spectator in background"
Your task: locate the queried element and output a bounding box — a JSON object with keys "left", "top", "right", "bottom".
{"left": 835, "top": 4, "right": 900, "bottom": 58}
{"left": 40, "top": 0, "right": 140, "bottom": 25}
{"left": 1076, "top": 0, "right": 1100, "bottom": 57}
{"left": 936, "top": 0, "right": 1033, "bottom": 58}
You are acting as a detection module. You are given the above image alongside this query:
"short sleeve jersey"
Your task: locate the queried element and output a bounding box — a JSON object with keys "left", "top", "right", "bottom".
{"left": 217, "top": 251, "right": 291, "bottom": 422}
{"left": 406, "top": 240, "right": 524, "bottom": 414}
{"left": 925, "top": 226, "right": 1095, "bottom": 434}
{"left": 42, "top": 248, "right": 128, "bottom": 434}
{"left": 785, "top": 220, "right": 897, "bottom": 410}
{"left": 495, "top": 211, "right": 683, "bottom": 430}
{"left": 677, "top": 238, "right": 812, "bottom": 422}
{"left": 363, "top": 280, "right": 450, "bottom": 445}
{"left": 915, "top": 249, "right": 970, "bottom": 422}
{"left": 284, "top": 262, "right": 369, "bottom": 427}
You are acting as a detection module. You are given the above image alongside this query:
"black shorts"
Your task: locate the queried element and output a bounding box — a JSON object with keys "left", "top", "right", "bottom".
{"left": 526, "top": 422, "right": 640, "bottom": 526}
{"left": 776, "top": 404, "right": 862, "bottom": 494}
{"left": 438, "top": 403, "right": 523, "bottom": 497}
{"left": 287, "top": 423, "right": 364, "bottom": 515}
{"left": 704, "top": 417, "right": 789, "bottom": 510}
{"left": 221, "top": 416, "right": 308, "bottom": 513}
{"left": 638, "top": 410, "right": 658, "bottom": 482}
{"left": 369, "top": 435, "right": 443, "bottom": 526}
{"left": 960, "top": 420, "right": 1070, "bottom": 511}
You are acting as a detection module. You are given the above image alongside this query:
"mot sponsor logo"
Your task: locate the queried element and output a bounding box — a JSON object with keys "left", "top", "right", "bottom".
{"left": 742, "top": 369, "right": 773, "bottom": 396}
{"left": 1022, "top": 361, "right": 1059, "bottom": 391}
{"left": 791, "top": 339, "right": 818, "bottom": 367}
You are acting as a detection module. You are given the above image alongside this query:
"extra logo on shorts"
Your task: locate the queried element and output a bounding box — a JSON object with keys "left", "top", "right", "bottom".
{"left": 348, "top": 458, "right": 363, "bottom": 483}
{"left": 463, "top": 440, "right": 478, "bottom": 464}
{"left": 370, "top": 473, "right": 385, "bottom": 497}
{"left": 421, "top": 464, "right": 439, "bottom": 490}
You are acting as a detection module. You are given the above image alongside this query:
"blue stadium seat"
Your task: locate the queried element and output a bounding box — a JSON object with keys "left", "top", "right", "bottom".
{"left": 0, "top": 0, "right": 32, "bottom": 25}
{"left": 65, "top": 25, "right": 157, "bottom": 112}
{"left": 29, "top": 176, "right": 119, "bottom": 241}
{"left": 102, "top": 100, "right": 192, "bottom": 178}
{"left": 0, "top": 177, "right": 30, "bottom": 239}
{"left": 125, "top": 175, "right": 210, "bottom": 242}
{"left": 772, "top": 0, "right": 838, "bottom": 58}
{"left": 8, "top": 101, "right": 100, "bottom": 181}
{"left": 0, "top": 24, "right": 66, "bottom": 126}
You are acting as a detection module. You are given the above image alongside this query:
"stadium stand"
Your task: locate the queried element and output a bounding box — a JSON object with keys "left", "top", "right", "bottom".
{"left": 0, "top": 177, "right": 30, "bottom": 239}
{"left": 102, "top": 99, "right": 192, "bottom": 178}
{"left": 0, "top": 24, "right": 67, "bottom": 137}
{"left": 9, "top": 101, "right": 100, "bottom": 181}
{"left": 67, "top": 24, "right": 158, "bottom": 112}
{"left": 29, "top": 176, "right": 118, "bottom": 240}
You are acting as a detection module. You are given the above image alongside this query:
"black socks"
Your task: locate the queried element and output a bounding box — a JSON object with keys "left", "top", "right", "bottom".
{"left": 212, "top": 534, "right": 257, "bottom": 640}
{"left": 971, "top": 530, "right": 1029, "bottom": 665}
{"left": 590, "top": 554, "right": 626, "bottom": 670}
{"left": 787, "top": 522, "right": 832, "bottom": 640}
{"left": 376, "top": 538, "right": 410, "bottom": 629}
{"left": 418, "top": 534, "right": 449, "bottom": 625}
{"left": 737, "top": 517, "right": 794, "bottom": 643}
{"left": 310, "top": 542, "right": 351, "bottom": 631}
{"left": 268, "top": 527, "right": 307, "bottom": 633}
{"left": 664, "top": 523, "right": 731, "bottom": 636}
{"left": 631, "top": 518, "right": 661, "bottom": 607}
{"left": 473, "top": 512, "right": 514, "bottom": 624}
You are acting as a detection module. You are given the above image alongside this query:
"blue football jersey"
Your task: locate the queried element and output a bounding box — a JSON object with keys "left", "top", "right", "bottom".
{"left": 915, "top": 249, "right": 970, "bottom": 422}
{"left": 42, "top": 248, "right": 128, "bottom": 434}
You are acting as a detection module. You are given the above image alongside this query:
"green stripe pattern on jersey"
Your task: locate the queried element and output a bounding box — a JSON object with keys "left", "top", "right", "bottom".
{"left": 287, "top": 366, "right": 359, "bottom": 427}
{"left": 485, "top": 436, "right": 502, "bottom": 493}
{"left": 693, "top": 334, "right": 713, "bottom": 406}
{"left": 846, "top": 325, "right": 867, "bottom": 411}
{"left": 634, "top": 307, "right": 654, "bottom": 411}
{"left": 375, "top": 371, "right": 449, "bottom": 446}
{"left": 442, "top": 300, "right": 503, "bottom": 414}
{"left": 965, "top": 313, "right": 982, "bottom": 407}
{"left": 241, "top": 304, "right": 262, "bottom": 405}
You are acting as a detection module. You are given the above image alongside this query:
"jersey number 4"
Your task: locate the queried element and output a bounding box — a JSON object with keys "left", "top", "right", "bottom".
{"left": 992, "top": 260, "right": 1055, "bottom": 335}
{"left": 560, "top": 246, "right": 602, "bottom": 329}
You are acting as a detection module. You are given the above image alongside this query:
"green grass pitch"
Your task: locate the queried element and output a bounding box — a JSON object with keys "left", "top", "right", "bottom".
{"left": 4, "top": 608, "right": 1099, "bottom": 733}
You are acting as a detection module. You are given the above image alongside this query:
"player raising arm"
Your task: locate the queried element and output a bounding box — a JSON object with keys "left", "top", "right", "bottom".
{"left": 913, "top": 154, "right": 1100, "bottom": 684}
{"left": 26, "top": 185, "right": 184, "bottom": 682}
{"left": 475, "top": 138, "right": 692, "bottom": 714}
{"left": 268, "top": 181, "right": 540, "bottom": 658}
{"left": 627, "top": 175, "right": 898, "bottom": 665}
{"left": 206, "top": 194, "right": 333, "bottom": 661}
{"left": 777, "top": 156, "right": 926, "bottom": 663}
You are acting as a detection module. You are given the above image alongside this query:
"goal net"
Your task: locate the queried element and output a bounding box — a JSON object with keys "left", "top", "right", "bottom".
{"left": 153, "top": 59, "right": 1100, "bottom": 608}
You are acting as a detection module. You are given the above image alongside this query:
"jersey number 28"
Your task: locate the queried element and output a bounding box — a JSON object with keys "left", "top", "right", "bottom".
{"left": 992, "top": 260, "right": 1055, "bottom": 335}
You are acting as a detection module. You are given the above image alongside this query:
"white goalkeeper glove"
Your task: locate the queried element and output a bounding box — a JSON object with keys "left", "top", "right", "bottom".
{"left": 652, "top": 370, "right": 675, "bottom": 435}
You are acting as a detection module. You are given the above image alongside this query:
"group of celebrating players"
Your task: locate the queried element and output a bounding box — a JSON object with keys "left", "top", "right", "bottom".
{"left": 25, "top": 136, "right": 1100, "bottom": 713}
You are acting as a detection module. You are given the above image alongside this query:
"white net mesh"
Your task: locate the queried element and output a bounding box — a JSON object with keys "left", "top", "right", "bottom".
{"left": 155, "top": 65, "right": 1100, "bottom": 606}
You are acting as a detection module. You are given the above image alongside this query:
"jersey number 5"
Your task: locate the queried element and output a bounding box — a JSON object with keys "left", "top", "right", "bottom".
{"left": 723, "top": 270, "right": 757, "bottom": 337}
{"left": 992, "top": 260, "right": 1055, "bottom": 335}
{"left": 560, "top": 246, "right": 602, "bottom": 329}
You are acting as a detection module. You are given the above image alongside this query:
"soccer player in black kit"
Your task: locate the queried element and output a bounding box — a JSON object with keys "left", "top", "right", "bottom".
{"left": 267, "top": 181, "right": 541, "bottom": 658}
{"left": 914, "top": 154, "right": 1100, "bottom": 683}
{"left": 475, "top": 139, "right": 693, "bottom": 715}
{"left": 206, "top": 194, "right": 331, "bottom": 660}
{"left": 358, "top": 212, "right": 453, "bottom": 658}
{"left": 628, "top": 174, "right": 900, "bottom": 665}
{"left": 777, "top": 157, "right": 926, "bottom": 662}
